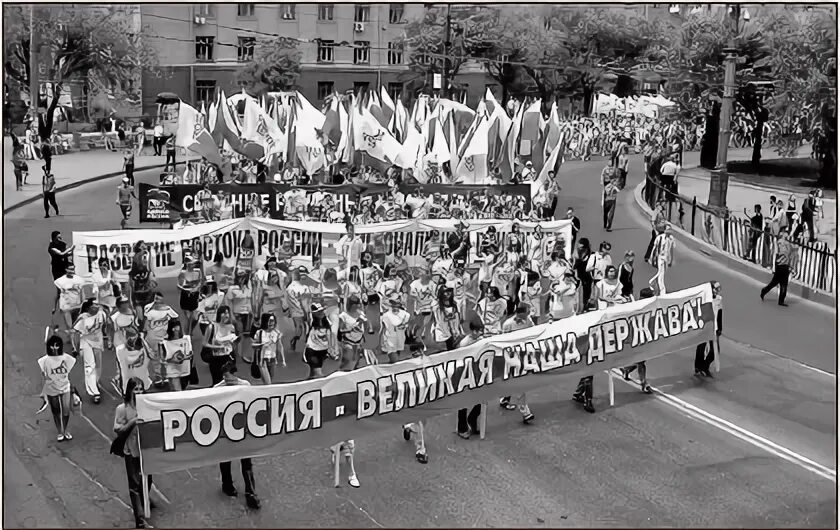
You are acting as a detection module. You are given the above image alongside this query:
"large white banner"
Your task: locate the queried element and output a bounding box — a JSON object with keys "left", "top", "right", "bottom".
{"left": 72, "top": 218, "right": 573, "bottom": 281}
{"left": 135, "top": 283, "right": 716, "bottom": 475}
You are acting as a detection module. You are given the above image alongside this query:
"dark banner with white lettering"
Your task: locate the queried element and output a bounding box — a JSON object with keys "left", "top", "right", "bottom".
{"left": 137, "top": 183, "right": 530, "bottom": 223}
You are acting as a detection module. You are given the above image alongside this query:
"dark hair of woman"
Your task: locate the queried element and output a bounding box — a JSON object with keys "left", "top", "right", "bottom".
{"left": 213, "top": 251, "right": 224, "bottom": 264}
{"left": 259, "top": 313, "right": 273, "bottom": 330}
{"left": 45, "top": 334, "right": 64, "bottom": 356}
{"left": 311, "top": 313, "right": 330, "bottom": 330}
{"left": 80, "top": 299, "right": 96, "bottom": 314}
{"left": 437, "top": 287, "right": 455, "bottom": 308}
{"left": 215, "top": 304, "right": 231, "bottom": 323}
{"left": 123, "top": 376, "right": 144, "bottom": 404}
{"left": 165, "top": 319, "right": 182, "bottom": 340}
{"left": 346, "top": 295, "right": 362, "bottom": 309}
{"left": 201, "top": 281, "right": 218, "bottom": 297}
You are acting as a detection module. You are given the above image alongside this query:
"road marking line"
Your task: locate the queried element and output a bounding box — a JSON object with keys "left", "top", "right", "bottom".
{"left": 61, "top": 455, "right": 132, "bottom": 511}
{"left": 609, "top": 369, "right": 836, "bottom": 483}
{"left": 78, "top": 408, "right": 172, "bottom": 504}
{"left": 723, "top": 337, "right": 836, "bottom": 378}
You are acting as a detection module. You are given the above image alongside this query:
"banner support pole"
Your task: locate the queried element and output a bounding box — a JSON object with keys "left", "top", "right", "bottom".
{"left": 606, "top": 370, "right": 615, "bottom": 407}
{"left": 138, "top": 435, "right": 151, "bottom": 520}
{"left": 331, "top": 442, "right": 341, "bottom": 488}
{"left": 479, "top": 402, "right": 487, "bottom": 440}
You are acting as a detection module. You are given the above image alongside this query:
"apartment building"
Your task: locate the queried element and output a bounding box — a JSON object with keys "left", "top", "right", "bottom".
{"left": 140, "top": 3, "right": 430, "bottom": 114}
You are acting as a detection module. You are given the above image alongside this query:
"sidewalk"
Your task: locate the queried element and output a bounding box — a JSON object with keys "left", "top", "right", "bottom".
{"left": 678, "top": 164, "right": 837, "bottom": 251}
{"left": 3, "top": 137, "right": 170, "bottom": 212}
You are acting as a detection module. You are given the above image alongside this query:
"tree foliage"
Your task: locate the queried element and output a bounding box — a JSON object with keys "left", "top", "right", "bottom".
{"left": 398, "top": 6, "right": 499, "bottom": 93}
{"left": 236, "top": 37, "right": 302, "bottom": 94}
{"left": 3, "top": 5, "right": 157, "bottom": 114}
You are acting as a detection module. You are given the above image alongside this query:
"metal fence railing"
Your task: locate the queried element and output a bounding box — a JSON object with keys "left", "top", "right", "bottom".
{"left": 642, "top": 176, "right": 837, "bottom": 294}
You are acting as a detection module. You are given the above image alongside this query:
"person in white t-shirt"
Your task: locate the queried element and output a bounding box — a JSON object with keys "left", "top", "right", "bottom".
{"left": 585, "top": 241, "right": 613, "bottom": 286}
{"left": 336, "top": 224, "right": 365, "bottom": 270}
{"left": 286, "top": 267, "right": 312, "bottom": 351}
{"left": 73, "top": 299, "right": 108, "bottom": 403}
{"left": 54, "top": 264, "right": 87, "bottom": 352}
{"left": 379, "top": 297, "right": 411, "bottom": 364}
{"left": 38, "top": 334, "right": 77, "bottom": 442}
{"left": 91, "top": 258, "right": 118, "bottom": 312}
{"left": 408, "top": 268, "right": 436, "bottom": 347}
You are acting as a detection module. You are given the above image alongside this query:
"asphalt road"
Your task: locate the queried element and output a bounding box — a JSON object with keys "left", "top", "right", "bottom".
{"left": 3, "top": 157, "right": 836, "bottom": 528}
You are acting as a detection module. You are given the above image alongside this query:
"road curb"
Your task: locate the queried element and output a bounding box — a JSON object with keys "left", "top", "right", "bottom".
{"left": 3, "top": 160, "right": 196, "bottom": 214}
{"left": 681, "top": 165, "right": 835, "bottom": 203}
{"left": 632, "top": 180, "right": 835, "bottom": 309}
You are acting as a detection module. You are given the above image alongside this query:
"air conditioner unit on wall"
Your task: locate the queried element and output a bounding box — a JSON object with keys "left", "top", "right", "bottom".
{"left": 354, "top": 22, "right": 365, "bottom": 32}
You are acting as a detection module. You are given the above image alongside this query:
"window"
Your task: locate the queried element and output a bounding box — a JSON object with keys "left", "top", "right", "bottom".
{"left": 280, "top": 4, "right": 296, "bottom": 20}
{"left": 195, "top": 80, "right": 216, "bottom": 106}
{"left": 387, "top": 42, "right": 403, "bottom": 65}
{"left": 237, "top": 3, "right": 255, "bottom": 17}
{"left": 389, "top": 4, "right": 405, "bottom": 24}
{"left": 195, "top": 4, "right": 214, "bottom": 17}
{"left": 354, "top": 81, "right": 370, "bottom": 94}
{"left": 317, "top": 81, "right": 334, "bottom": 101}
{"left": 353, "top": 41, "right": 370, "bottom": 64}
{"left": 237, "top": 37, "right": 255, "bottom": 61}
{"left": 388, "top": 82, "right": 403, "bottom": 101}
{"left": 317, "top": 40, "right": 334, "bottom": 63}
{"left": 318, "top": 4, "right": 334, "bottom": 21}
{"left": 354, "top": 4, "right": 370, "bottom": 22}
{"left": 195, "top": 36, "right": 215, "bottom": 61}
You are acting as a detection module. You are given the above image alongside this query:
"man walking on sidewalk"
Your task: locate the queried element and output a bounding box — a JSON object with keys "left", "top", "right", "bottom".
{"left": 602, "top": 174, "right": 620, "bottom": 232}
{"left": 42, "top": 169, "right": 59, "bottom": 218}
{"left": 760, "top": 228, "right": 797, "bottom": 306}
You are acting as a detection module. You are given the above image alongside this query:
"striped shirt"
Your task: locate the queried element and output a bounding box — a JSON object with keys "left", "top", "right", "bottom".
{"left": 775, "top": 238, "right": 795, "bottom": 267}
{"left": 652, "top": 234, "right": 675, "bottom": 264}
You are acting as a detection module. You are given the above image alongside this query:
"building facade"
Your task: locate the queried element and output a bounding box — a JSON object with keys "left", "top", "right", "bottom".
{"left": 140, "top": 3, "right": 438, "bottom": 114}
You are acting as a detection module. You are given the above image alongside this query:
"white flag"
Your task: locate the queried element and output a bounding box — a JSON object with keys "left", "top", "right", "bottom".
{"left": 353, "top": 105, "right": 403, "bottom": 165}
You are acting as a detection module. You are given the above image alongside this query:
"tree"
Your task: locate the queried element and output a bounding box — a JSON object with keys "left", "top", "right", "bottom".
{"left": 549, "top": 8, "right": 663, "bottom": 114}
{"left": 398, "top": 6, "right": 499, "bottom": 96}
{"left": 477, "top": 9, "right": 570, "bottom": 105}
{"left": 751, "top": 8, "right": 836, "bottom": 187}
{"left": 3, "top": 5, "right": 157, "bottom": 136}
{"left": 236, "top": 37, "right": 302, "bottom": 94}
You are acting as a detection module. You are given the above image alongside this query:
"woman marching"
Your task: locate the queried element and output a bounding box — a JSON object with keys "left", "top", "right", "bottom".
{"left": 73, "top": 298, "right": 108, "bottom": 404}
{"left": 303, "top": 304, "right": 331, "bottom": 380}
{"left": 177, "top": 257, "right": 203, "bottom": 334}
{"left": 92, "top": 258, "right": 119, "bottom": 315}
{"left": 196, "top": 277, "right": 222, "bottom": 336}
{"left": 224, "top": 271, "right": 255, "bottom": 361}
{"left": 256, "top": 268, "right": 290, "bottom": 347}
{"left": 338, "top": 295, "right": 368, "bottom": 371}
{"left": 476, "top": 286, "right": 508, "bottom": 336}
{"left": 201, "top": 305, "right": 239, "bottom": 385}
{"left": 332, "top": 298, "right": 365, "bottom": 488}
{"left": 359, "top": 252, "right": 383, "bottom": 335}
{"left": 159, "top": 319, "right": 192, "bottom": 391}
{"left": 38, "top": 333, "right": 77, "bottom": 442}
{"left": 112, "top": 377, "right": 153, "bottom": 529}
{"left": 591, "top": 265, "right": 628, "bottom": 310}
{"left": 251, "top": 313, "right": 285, "bottom": 385}
{"left": 109, "top": 296, "right": 149, "bottom": 394}
{"left": 432, "top": 287, "right": 464, "bottom": 351}
{"left": 142, "top": 291, "right": 179, "bottom": 387}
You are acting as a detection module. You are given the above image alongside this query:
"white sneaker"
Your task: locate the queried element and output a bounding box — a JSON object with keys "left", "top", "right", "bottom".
{"left": 348, "top": 474, "right": 360, "bottom": 488}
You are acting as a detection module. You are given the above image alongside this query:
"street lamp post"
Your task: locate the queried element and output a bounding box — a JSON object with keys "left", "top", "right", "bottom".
{"left": 709, "top": 4, "right": 747, "bottom": 210}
